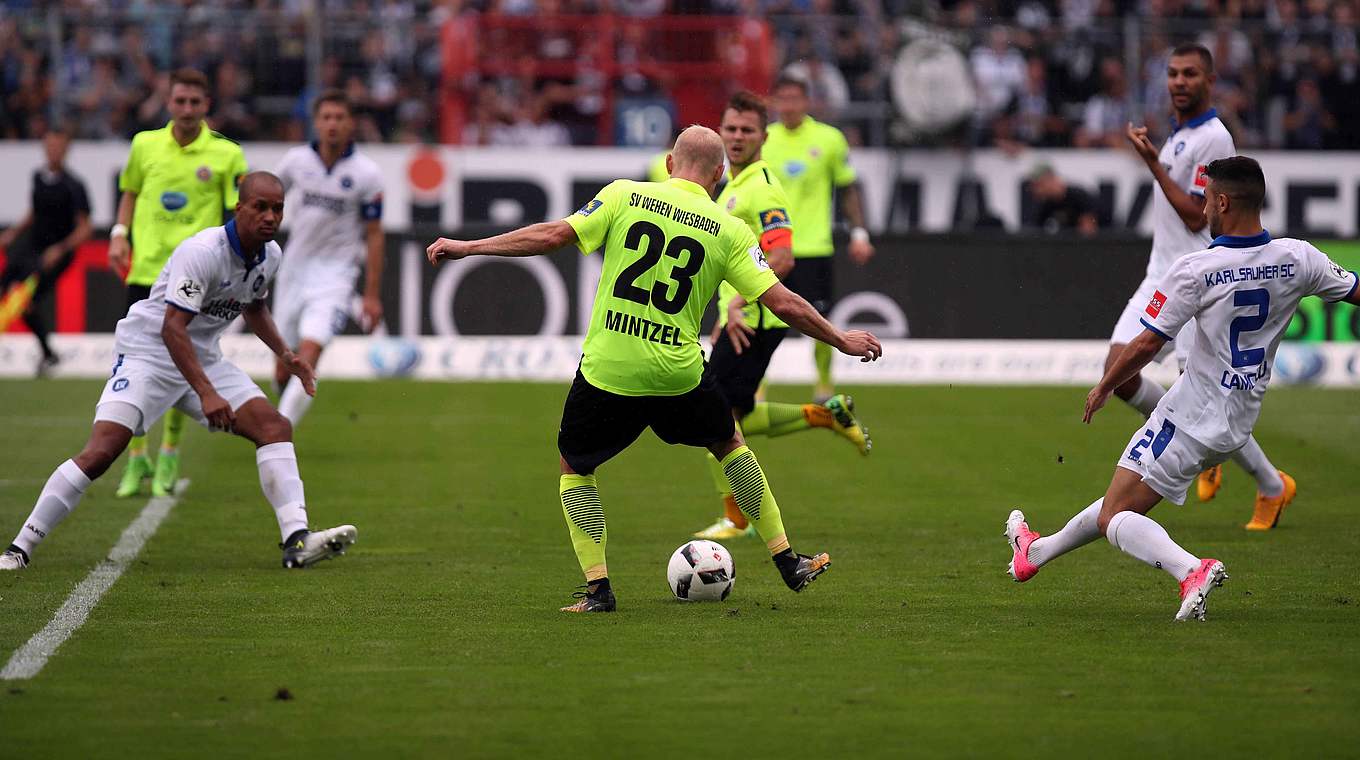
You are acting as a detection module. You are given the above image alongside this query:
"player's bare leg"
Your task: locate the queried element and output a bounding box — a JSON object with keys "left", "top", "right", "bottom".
{"left": 278, "top": 339, "right": 324, "bottom": 427}
{"left": 706, "top": 431, "right": 830, "bottom": 592}
{"left": 2, "top": 421, "right": 133, "bottom": 569}
{"left": 232, "top": 398, "right": 355, "bottom": 568}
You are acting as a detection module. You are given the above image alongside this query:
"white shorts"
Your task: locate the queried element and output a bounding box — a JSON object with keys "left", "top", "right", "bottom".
{"left": 94, "top": 353, "right": 266, "bottom": 436}
{"left": 273, "top": 277, "right": 355, "bottom": 348}
{"left": 1110, "top": 276, "right": 1195, "bottom": 365}
{"left": 1115, "top": 410, "right": 1231, "bottom": 505}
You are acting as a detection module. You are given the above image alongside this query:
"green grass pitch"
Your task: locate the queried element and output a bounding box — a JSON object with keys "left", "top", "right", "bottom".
{"left": 1, "top": 379, "right": 1357, "bottom": 757}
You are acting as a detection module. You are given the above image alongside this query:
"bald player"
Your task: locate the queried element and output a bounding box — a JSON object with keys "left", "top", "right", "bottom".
{"left": 1, "top": 173, "right": 357, "bottom": 572}
{"left": 427, "top": 126, "right": 882, "bottom": 612}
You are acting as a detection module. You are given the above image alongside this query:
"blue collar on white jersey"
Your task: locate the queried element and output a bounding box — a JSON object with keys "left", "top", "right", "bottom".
{"left": 225, "top": 220, "right": 267, "bottom": 270}
{"left": 311, "top": 141, "right": 355, "bottom": 174}
{"left": 1170, "top": 107, "right": 1218, "bottom": 133}
{"left": 1209, "top": 229, "right": 1271, "bottom": 249}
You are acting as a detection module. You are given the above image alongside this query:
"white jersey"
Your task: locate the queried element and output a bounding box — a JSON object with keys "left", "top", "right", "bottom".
{"left": 1141, "top": 232, "right": 1358, "bottom": 451}
{"left": 114, "top": 223, "right": 283, "bottom": 363}
{"left": 1148, "top": 110, "right": 1235, "bottom": 281}
{"left": 274, "top": 143, "right": 383, "bottom": 282}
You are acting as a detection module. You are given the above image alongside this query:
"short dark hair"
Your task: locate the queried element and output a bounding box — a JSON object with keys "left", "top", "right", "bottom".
{"left": 724, "top": 90, "right": 768, "bottom": 129}
{"left": 312, "top": 88, "right": 352, "bottom": 116}
{"left": 1170, "top": 43, "right": 1214, "bottom": 73}
{"left": 238, "top": 171, "right": 285, "bottom": 202}
{"left": 1205, "top": 156, "right": 1265, "bottom": 210}
{"left": 772, "top": 75, "right": 809, "bottom": 96}
{"left": 169, "top": 68, "right": 211, "bottom": 95}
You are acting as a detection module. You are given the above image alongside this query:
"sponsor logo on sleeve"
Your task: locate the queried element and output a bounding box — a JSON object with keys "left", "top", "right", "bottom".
{"left": 759, "top": 208, "right": 791, "bottom": 231}
{"left": 748, "top": 244, "right": 770, "bottom": 270}
{"left": 1145, "top": 290, "right": 1167, "bottom": 318}
{"left": 176, "top": 277, "right": 203, "bottom": 304}
{"left": 1194, "top": 164, "right": 1209, "bottom": 188}
{"left": 576, "top": 199, "right": 603, "bottom": 217}
{"left": 1331, "top": 262, "right": 1349, "bottom": 279}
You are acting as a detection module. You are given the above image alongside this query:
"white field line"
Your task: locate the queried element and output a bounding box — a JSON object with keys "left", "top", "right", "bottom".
{"left": 1, "top": 478, "right": 188, "bottom": 680}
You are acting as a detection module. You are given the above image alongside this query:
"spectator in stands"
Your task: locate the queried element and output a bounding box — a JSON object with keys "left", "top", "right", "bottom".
{"left": 1074, "top": 57, "right": 1130, "bottom": 148}
{"left": 1023, "top": 164, "right": 1099, "bottom": 236}
{"left": 494, "top": 94, "right": 571, "bottom": 146}
{"left": 1283, "top": 77, "right": 1336, "bottom": 149}
{"left": 971, "top": 26, "right": 1027, "bottom": 129}
{"left": 73, "top": 58, "right": 129, "bottom": 140}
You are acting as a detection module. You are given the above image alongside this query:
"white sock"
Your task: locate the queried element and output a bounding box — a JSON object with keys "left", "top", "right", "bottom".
{"left": 1125, "top": 376, "right": 1165, "bottom": 417}
{"left": 1106, "top": 511, "right": 1199, "bottom": 581}
{"left": 1230, "top": 437, "right": 1284, "bottom": 496}
{"left": 12, "top": 460, "right": 91, "bottom": 556}
{"left": 257, "top": 442, "right": 309, "bottom": 542}
{"left": 1027, "top": 499, "right": 1103, "bottom": 567}
{"left": 278, "top": 377, "right": 314, "bottom": 427}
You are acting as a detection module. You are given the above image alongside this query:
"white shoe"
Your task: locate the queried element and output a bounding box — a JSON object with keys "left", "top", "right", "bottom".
{"left": 281, "top": 525, "right": 357, "bottom": 569}
{"left": 0, "top": 548, "right": 30, "bottom": 570}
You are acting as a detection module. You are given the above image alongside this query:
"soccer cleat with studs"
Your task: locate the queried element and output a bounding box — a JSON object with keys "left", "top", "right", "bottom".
{"left": 0, "top": 545, "right": 30, "bottom": 571}
{"left": 1245, "top": 471, "right": 1297, "bottom": 531}
{"left": 151, "top": 450, "right": 180, "bottom": 498}
{"left": 115, "top": 454, "right": 154, "bottom": 499}
{"left": 1004, "top": 509, "right": 1041, "bottom": 582}
{"left": 824, "top": 394, "right": 871, "bottom": 455}
{"left": 1196, "top": 464, "right": 1224, "bottom": 502}
{"left": 280, "top": 525, "right": 357, "bottom": 569}
{"left": 693, "top": 517, "right": 755, "bottom": 540}
{"left": 778, "top": 552, "right": 831, "bottom": 592}
{"left": 560, "top": 583, "right": 616, "bottom": 613}
{"left": 1176, "top": 559, "right": 1228, "bottom": 622}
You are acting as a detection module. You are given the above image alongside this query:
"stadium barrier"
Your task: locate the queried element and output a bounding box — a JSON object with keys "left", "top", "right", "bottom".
{"left": 2, "top": 144, "right": 1359, "bottom": 237}
{"left": 4, "top": 334, "right": 1358, "bottom": 387}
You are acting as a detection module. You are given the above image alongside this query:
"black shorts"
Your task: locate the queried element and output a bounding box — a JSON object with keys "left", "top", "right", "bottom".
{"left": 558, "top": 369, "right": 736, "bottom": 475}
{"left": 126, "top": 283, "right": 152, "bottom": 311}
{"left": 709, "top": 327, "right": 786, "bottom": 416}
{"left": 783, "top": 256, "right": 833, "bottom": 315}
{"left": 1, "top": 245, "right": 74, "bottom": 301}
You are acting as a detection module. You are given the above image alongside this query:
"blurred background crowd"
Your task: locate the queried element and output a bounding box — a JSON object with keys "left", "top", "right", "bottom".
{"left": 1, "top": 0, "right": 1358, "bottom": 150}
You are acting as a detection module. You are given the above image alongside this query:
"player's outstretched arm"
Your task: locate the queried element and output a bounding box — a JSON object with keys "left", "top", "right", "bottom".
{"left": 758, "top": 282, "right": 882, "bottom": 362}
{"left": 243, "top": 300, "right": 315, "bottom": 397}
{"left": 162, "top": 306, "right": 234, "bottom": 431}
{"left": 426, "top": 221, "right": 578, "bottom": 266}
{"left": 1084, "top": 329, "right": 1165, "bottom": 423}
{"left": 1125, "top": 122, "right": 1207, "bottom": 232}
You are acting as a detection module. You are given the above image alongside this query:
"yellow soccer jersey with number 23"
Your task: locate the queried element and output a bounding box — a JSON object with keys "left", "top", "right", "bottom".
{"left": 565, "top": 178, "right": 779, "bottom": 396}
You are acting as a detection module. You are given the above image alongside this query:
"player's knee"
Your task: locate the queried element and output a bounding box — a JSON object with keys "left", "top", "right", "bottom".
{"left": 258, "top": 412, "right": 293, "bottom": 444}
{"left": 74, "top": 444, "right": 120, "bottom": 480}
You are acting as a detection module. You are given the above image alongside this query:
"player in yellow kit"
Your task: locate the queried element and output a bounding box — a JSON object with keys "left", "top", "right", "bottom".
{"left": 107, "top": 68, "right": 249, "bottom": 498}
{"left": 763, "top": 76, "right": 875, "bottom": 401}
{"left": 694, "top": 91, "right": 871, "bottom": 541}
{"left": 426, "top": 126, "right": 882, "bottom": 612}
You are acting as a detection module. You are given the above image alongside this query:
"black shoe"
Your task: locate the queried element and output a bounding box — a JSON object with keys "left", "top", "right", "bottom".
{"left": 35, "top": 354, "right": 58, "bottom": 378}
{"left": 560, "top": 582, "right": 617, "bottom": 612}
{"left": 777, "top": 551, "right": 832, "bottom": 592}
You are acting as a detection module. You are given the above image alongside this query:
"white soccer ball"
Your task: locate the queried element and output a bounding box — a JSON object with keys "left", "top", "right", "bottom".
{"left": 667, "top": 540, "right": 735, "bottom": 601}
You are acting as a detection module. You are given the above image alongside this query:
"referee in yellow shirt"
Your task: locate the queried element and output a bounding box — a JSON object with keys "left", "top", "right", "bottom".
{"left": 107, "top": 68, "right": 249, "bottom": 498}
{"left": 763, "top": 76, "right": 875, "bottom": 401}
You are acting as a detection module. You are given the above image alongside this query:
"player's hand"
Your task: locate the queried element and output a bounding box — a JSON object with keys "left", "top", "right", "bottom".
{"left": 426, "top": 238, "right": 469, "bottom": 266}
{"left": 723, "top": 318, "right": 755, "bottom": 355}
{"left": 40, "top": 244, "right": 65, "bottom": 271}
{"left": 1125, "top": 122, "right": 1159, "bottom": 165}
{"left": 838, "top": 330, "right": 882, "bottom": 362}
{"left": 1083, "top": 384, "right": 1112, "bottom": 424}
{"left": 0, "top": 228, "right": 15, "bottom": 250}
{"left": 200, "top": 390, "right": 236, "bottom": 432}
{"left": 281, "top": 350, "right": 316, "bottom": 396}
{"left": 108, "top": 237, "right": 132, "bottom": 278}
{"left": 361, "top": 295, "right": 383, "bottom": 333}
{"left": 848, "top": 237, "right": 875, "bottom": 266}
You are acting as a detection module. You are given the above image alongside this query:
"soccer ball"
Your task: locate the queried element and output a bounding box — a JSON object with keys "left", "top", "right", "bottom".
{"left": 667, "top": 540, "right": 735, "bottom": 601}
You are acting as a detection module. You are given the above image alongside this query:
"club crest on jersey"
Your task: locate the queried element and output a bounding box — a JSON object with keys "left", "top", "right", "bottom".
{"left": 341, "top": 175, "right": 354, "bottom": 189}
{"left": 113, "top": 378, "right": 129, "bottom": 392}
{"left": 1194, "top": 164, "right": 1209, "bottom": 188}
{"left": 177, "top": 277, "right": 203, "bottom": 302}
{"left": 253, "top": 274, "right": 266, "bottom": 294}
{"left": 576, "top": 199, "right": 603, "bottom": 217}
{"left": 809, "top": 147, "right": 822, "bottom": 159}
{"left": 726, "top": 195, "right": 738, "bottom": 212}
{"left": 1145, "top": 290, "right": 1167, "bottom": 318}
{"left": 759, "top": 208, "right": 791, "bottom": 231}
{"left": 1174, "top": 141, "right": 1186, "bottom": 155}
{"left": 748, "top": 244, "right": 770, "bottom": 270}
{"left": 196, "top": 165, "right": 213, "bottom": 182}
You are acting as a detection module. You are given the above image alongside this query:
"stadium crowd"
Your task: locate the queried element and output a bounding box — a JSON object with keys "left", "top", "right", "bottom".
{"left": 0, "top": 0, "right": 1358, "bottom": 148}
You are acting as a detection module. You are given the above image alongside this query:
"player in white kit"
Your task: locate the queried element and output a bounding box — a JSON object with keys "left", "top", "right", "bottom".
{"left": 1003, "top": 157, "right": 1360, "bottom": 620}
{"left": 1116, "top": 43, "right": 1292, "bottom": 529}
{"left": 0, "top": 174, "right": 358, "bottom": 571}
{"left": 272, "top": 90, "right": 385, "bottom": 426}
